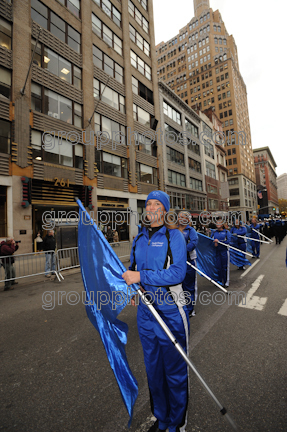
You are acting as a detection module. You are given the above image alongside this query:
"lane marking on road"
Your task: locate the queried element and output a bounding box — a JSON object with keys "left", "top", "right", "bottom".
{"left": 240, "top": 259, "right": 260, "bottom": 278}
{"left": 238, "top": 274, "right": 267, "bottom": 311}
{"left": 278, "top": 299, "right": 287, "bottom": 316}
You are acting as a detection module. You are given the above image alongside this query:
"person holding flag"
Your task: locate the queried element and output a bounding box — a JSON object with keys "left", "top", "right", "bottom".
{"left": 230, "top": 219, "right": 247, "bottom": 270}
{"left": 210, "top": 220, "right": 231, "bottom": 288}
{"left": 249, "top": 217, "right": 263, "bottom": 258}
{"left": 178, "top": 211, "right": 198, "bottom": 318}
{"left": 122, "top": 191, "right": 189, "bottom": 432}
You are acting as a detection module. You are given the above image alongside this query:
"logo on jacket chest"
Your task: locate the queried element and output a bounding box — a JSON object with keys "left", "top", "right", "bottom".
{"left": 151, "top": 241, "right": 164, "bottom": 247}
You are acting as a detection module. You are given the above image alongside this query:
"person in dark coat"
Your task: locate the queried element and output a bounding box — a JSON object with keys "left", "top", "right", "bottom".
{"left": 0, "top": 237, "right": 19, "bottom": 290}
{"left": 43, "top": 230, "right": 56, "bottom": 277}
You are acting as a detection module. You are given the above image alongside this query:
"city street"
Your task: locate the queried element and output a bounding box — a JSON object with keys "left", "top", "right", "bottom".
{"left": 0, "top": 238, "right": 286, "bottom": 432}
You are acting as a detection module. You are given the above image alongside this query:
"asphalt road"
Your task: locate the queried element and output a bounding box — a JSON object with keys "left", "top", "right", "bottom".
{"left": 0, "top": 237, "right": 286, "bottom": 432}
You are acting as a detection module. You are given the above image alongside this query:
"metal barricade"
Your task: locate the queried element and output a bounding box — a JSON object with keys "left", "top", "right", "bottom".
{"left": 0, "top": 250, "right": 60, "bottom": 285}
{"left": 57, "top": 247, "right": 80, "bottom": 280}
{"left": 56, "top": 242, "right": 132, "bottom": 280}
{"left": 109, "top": 241, "right": 132, "bottom": 260}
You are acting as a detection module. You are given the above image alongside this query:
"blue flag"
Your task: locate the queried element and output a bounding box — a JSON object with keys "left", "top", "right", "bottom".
{"left": 196, "top": 233, "right": 250, "bottom": 285}
{"left": 196, "top": 233, "right": 221, "bottom": 283}
{"left": 76, "top": 199, "right": 138, "bottom": 426}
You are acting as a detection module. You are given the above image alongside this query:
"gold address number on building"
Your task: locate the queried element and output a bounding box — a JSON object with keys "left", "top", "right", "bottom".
{"left": 54, "top": 177, "right": 70, "bottom": 187}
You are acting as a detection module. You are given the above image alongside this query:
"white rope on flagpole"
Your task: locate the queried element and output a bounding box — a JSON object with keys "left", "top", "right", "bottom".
{"left": 136, "top": 288, "right": 238, "bottom": 430}
{"left": 202, "top": 234, "right": 254, "bottom": 257}
{"left": 186, "top": 261, "right": 228, "bottom": 293}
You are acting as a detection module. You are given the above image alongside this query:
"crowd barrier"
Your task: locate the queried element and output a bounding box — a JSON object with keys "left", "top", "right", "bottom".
{"left": 0, "top": 250, "right": 61, "bottom": 285}
{"left": 0, "top": 242, "right": 132, "bottom": 285}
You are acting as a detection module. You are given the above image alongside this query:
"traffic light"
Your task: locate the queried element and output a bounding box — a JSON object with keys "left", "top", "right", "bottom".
{"left": 273, "top": 207, "right": 276, "bottom": 211}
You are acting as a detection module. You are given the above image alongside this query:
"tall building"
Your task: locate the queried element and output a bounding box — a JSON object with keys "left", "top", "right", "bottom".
{"left": 0, "top": 0, "right": 163, "bottom": 250}
{"left": 253, "top": 147, "right": 278, "bottom": 215}
{"left": 277, "top": 173, "right": 287, "bottom": 201}
{"left": 156, "top": 0, "right": 256, "bottom": 218}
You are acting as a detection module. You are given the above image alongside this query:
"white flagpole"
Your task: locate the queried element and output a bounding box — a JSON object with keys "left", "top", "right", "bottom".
{"left": 202, "top": 235, "right": 253, "bottom": 257}
{"left": 251, "top": 228, "right": 273, "bottom": 243}
{"left": 186, "top": 261, "right": 228, "bottom": 293}
{"left": 231, "top": 234, "right": 270, "bottom": 244}
{"left": 136, "top": 288, "right": 238, "bottom": 430}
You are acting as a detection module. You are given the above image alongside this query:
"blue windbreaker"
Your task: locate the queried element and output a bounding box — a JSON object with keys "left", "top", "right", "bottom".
{"left": 181, "top": 225, "right": 198, "bottom": 261}
{"left": 129, "top": 226, "right": 187, "bottom": 312}
{"left": 230, "top": 226, "right": 247, "bottom": 246}
{"left": 210, "top": 229, "right": 231, "bottom": 250}
{"left": 250, "top": 223, "right": 262, "bottom": 239}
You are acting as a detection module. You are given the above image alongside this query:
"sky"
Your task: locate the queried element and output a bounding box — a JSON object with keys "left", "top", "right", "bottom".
{"left": 153, "top": 0, "right": 287, "bottom": 177}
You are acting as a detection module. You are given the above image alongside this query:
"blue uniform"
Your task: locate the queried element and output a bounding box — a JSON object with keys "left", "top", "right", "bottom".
{"left": 250, "top": 223, "right": 262, "bottom": 258}
{"left": 129, "top": 226, "right": 189, "bottom": 432}
{"left": 211, "top": 229, "right": 231, "bottom": 286}
{"left": 230, "top": 225, "right": 247, "bottom": 252}
{"left": 181, "top": 226, "right": 198, "bottom": 314}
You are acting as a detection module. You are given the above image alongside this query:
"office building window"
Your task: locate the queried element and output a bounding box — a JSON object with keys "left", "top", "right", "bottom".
{"left": 129, "top": 24, "right": 150, "bottom": 56}
{"left": 92, "top": 14, "right": 122, "bottom": 55}
{"left": 93, "top": 0, "right": 121, "bottom": 27}
{"left": 131, "top": 77, "right": 153, "bottom": 104}
{"left": 168, "top": 170, "right": 186, "bottom": 187}
{"left": 188, "top": 157, "right": 201, "bottom": 173}
{"left": 94, "top": 113, "right": 126, "bottom": 145}
{"left": 0, "top": 67, "right": 11, "bottom": 100}
{"left": 130, "top": 50, "right": 151, "bottom": 80}
{"left": 206, "top": 161, "right": 216, "bottom": 178}
{"left": 190, "top": 177, "right": 202, "bottom": 191}
{"left": 167, "top": 147, "right": 184, "bottom": 166}
{"left": 133, "top": 104, "right": 150, "bottom": 126}
{"left": 0, "top": 18, "right": 12, "bottom": 49}
{"left": 137, "top": 162, "right": 157, "bottom": 184}
{"left": 163, "top": 101, "right": 181, "bottom": 125}
{"left": 128, "top": 0, "right": 149, "bottom": 33}
{"left": 58, "top": 0, "right": 80, "bottom": 18}
{"left": 31, "top": 0, "right": 81, "bottom": 52}
{"left": 0, "top": 119, "right": 11, "bottom": 154}
{"left": 93, "top": 79, "right": 125, "bottom": 113}
{"left": 93, "top": 46, "right": 124, "bottom": 84}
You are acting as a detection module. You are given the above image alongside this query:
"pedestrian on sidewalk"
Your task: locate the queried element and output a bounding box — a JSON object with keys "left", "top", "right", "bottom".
{"left": 0, "top": 237, "right": 19, "bottom": 291}
{"left": 43, "top": 230, "right": 56, "bottom": 277}
{"left": 122, "top": 191, "right": 189, "bottom": 432}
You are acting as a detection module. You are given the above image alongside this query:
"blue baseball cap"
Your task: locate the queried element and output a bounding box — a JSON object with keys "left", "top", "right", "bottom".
{"left": 145, "top": 190, "right": 170, "bottom": 212}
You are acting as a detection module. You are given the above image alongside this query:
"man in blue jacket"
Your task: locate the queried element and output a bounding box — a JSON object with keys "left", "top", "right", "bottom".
{"left": 230, "top": 219, "right": 247, "bottom": 270}
{"left": 178, "top": 211, "right": 198, "bottom": 317}
{"left": 211, "top": 220, "right": 231, "bottom": 287}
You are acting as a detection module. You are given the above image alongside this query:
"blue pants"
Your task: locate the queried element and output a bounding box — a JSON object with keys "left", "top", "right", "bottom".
{"left": 251, "top": 240, "right": 260, "bottom": 257}
{"left": 182, "top": 259, "right": 197, "bottom": 314}
{"left": 216, "top": 248, "right": 229, "bottom": 286}
{"left": 45, "top": 252, "right": 56, "bottom": 275}
{"left": 238, "top": 243, "right": 246, "bottom": 253}
{"left": 137, "top": 304, "right": 189, "bottom": 432}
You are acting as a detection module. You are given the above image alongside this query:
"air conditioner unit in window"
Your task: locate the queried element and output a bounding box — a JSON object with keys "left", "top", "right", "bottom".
{"left": 48, "top": 111, "right": 53, "bottom": 116}
{"left": 53, "top": 113, "right": 59, "bottom": 119}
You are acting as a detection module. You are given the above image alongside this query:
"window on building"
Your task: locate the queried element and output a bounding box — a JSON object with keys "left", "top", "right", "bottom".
{"left": 31, "top": 0, "right": 81, "bottom": 52}
{"left": 129, "top": 24, "right": 150, "bottom": 56}
{"left": 137, "top": 162, "right": 157, "bottom": 184}
{"left": 229, "top": 188, "right": 239, "bottom": 196}
{"left": 188, "top": 157, "right": 201, "bottom": 173}
{"left": 93, "top": 78, "right": 125, "bottom": 113}
{"left": 94, "top": 113, "right": 126, "bottom": 145}
{"left": 0, "top": 119, "right": 10, "bottom": 154}
{"left": 167, "top": 147, "right": 185, "bottom": 166}
{"left": 58, "top": 0, "right": 80, "bottom": 18}
{"left": 208, "top": 199, "right": 218, "bottom": 210}
{"left": 93, "top": 46, "right": 124, "bottom": 84}
{"left": 185, "top": 118, "right": 198, "bottom": 137}
{"left": 43, "top": 134, "right": 82, "bottom": 167}
{"left": 128, "top": 0, "right": 149, "bottom": 33}
{"left": 163, "top": 101, "right": 181, "bottom": 124}
{"left": 168, "top": 170, "right": 186, "bottom": 187}
{"left": 0, "top": 67, "right": 11, "bottom": 100}
{"left": 93, "top": 0, "right": 121, "bottom": 27}
{"left": 92, "top": 14, "right": 122, "bottom": 55}
{"left": 206, "top": 161, "right": 216, "bottom": 178}
{"left": 43, "top": 88, "right": 82, "bottom": 126}
{"left": 130, "top": 50, "right": 151, "bottom": 80}
{"left": 190, "top": 177, "right": 202, "bottom": 191}
{"left": 0, "top": 18, "right": 12, "bottom": 49}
